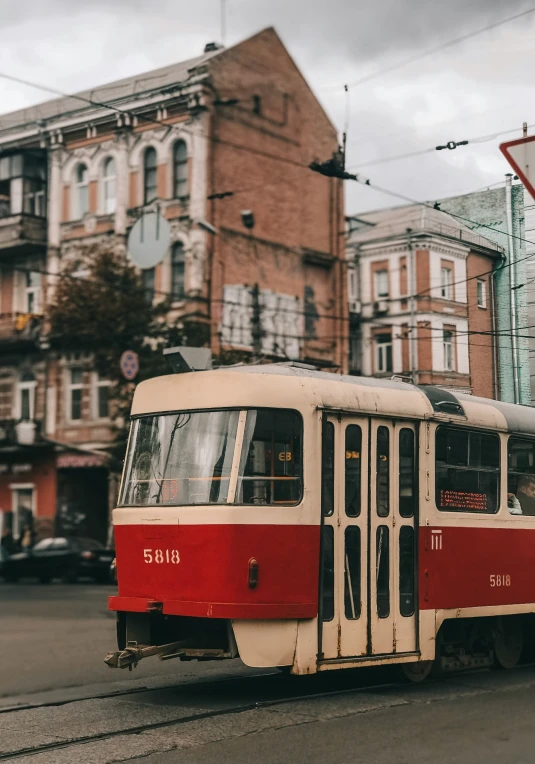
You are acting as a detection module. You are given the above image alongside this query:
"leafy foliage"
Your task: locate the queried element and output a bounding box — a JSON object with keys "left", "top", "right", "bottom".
{"left": 48, "top": 240, "right": 210, "bottom": 462}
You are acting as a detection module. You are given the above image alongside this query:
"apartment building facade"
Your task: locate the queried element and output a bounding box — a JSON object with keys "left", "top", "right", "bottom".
{"left": 346, "top": 205, "right": 503, "bottom": 397}
{"left": 0, "top": 27, "right": 346, "bottom": 543}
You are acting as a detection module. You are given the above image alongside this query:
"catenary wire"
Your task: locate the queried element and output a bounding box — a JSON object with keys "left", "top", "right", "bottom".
{"left": 320, "top": 6, "right": 535, "bottom": 92}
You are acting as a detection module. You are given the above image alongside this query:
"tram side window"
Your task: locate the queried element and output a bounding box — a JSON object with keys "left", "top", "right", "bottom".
{"left": 508, "top": 438, "right": 535, "bottom": 516}
{"left": 345, "top": 425, "right": 361, "bottom": 517}
{"left": 399, "top": 428, "right": 415, "bottom": 518}
{"left": 435, "top": 427, "right": 500, "bottom": 513}
{"left": 376, "top": 426, "right": 390, "bottom": 517}
{"left": 236, "top": 409, "right": 302, "bottom": 505}
{"left": 322, "top": 420, "right": 335, "bottom": 517}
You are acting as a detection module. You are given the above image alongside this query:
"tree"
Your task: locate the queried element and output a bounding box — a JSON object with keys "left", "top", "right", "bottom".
{"left": 48, "top": 239, "right": 210, "bottom": 462}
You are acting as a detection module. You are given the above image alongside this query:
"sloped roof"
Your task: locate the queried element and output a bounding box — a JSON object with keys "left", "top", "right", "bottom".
{"left": 348, "top": 203, "right": 504, "bottom": 255}
{"left": 0, "top": 49, "right": 224, "bottom": 132}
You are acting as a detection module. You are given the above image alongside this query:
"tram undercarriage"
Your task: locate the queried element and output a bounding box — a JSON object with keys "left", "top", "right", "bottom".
{"left": 105, "top": 611, "right": 535, "bottom": 679}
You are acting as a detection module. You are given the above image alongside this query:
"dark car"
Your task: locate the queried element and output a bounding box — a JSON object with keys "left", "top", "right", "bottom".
{"left": 1, "top": 537, "right": 115, "bottom": 584}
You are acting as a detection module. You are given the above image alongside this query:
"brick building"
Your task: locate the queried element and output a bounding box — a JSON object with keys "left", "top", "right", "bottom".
{"left": 440, "top": 179, "right": 531, "bottom": 405}
{"left": 346, "top": 204, "right": 503, "bottom": 396}
{"left": 0, "top": 27, "right": 346, "bottom": 543}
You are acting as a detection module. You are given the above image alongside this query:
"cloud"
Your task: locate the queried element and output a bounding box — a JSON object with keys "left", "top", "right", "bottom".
{"left": 0, "top": 0, "right": 533, "bottom": 213}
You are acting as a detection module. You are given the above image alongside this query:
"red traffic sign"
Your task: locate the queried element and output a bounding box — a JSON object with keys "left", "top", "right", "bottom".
{"left": 500, "top": 135, "right": 535, "bottom": 200}
{"left": 120, "top": 350, "right": 139, "bottom": 381}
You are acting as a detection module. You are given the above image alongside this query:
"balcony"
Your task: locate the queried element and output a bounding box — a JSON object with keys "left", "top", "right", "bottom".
{"left": 0, "top": 313, "right": 43, "bottom": 349}
{"left": 0, "top": 418, "right": 43, "bottom": 448}
{"left": 0, "top": 213, "right": 47, "bottom": 255}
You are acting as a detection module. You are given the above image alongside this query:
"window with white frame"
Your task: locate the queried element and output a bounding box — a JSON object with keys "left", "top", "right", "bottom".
{"left": 68, "top": 368, "right": 83, "bottom": 421}
{"left": 440, "top": 265, "right": 453, "bottom": 299}
{"left": 102, "top": 157, "right": 116, "bottom": 214}
{"left": 374, "top": 269, "right": 389, "bottom": 299}
{"left": 143, "top": 147, "right": 158, "bottom": 205}
{"left": 375, "top": 333, "right": 393, "bottom": 373}
{"left": 477, "top": 279, "right": 487, "bottom": 308}
{"left": 11, "top": 485, "right": 34, "bottom": 540}
{"left": 171, "top": 243, "right": 185, "bottom": 300}
{"left": 17, "top": 372, "right": 36, "bottom": 421}
{"left": 348, "top": 266, "right": 358, "bottom": 304}
{"left": 24, "top": 268, "right": 41, "bottom": 314}
{"left": 173, "top": 141, "right": 188, "bottom": 199}
{"left": 443, "top": 329, "right": 454, "bottom": 371}
{"left": 94, "top": 373, "right": 110, "bottom": 420}
{"left": 75, "top": 164, "right": 89, "bottom": 219}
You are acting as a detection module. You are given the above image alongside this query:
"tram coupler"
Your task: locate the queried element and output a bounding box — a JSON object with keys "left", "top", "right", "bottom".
{"left": 104, "top": 640, "right": 189, "bottom": 670}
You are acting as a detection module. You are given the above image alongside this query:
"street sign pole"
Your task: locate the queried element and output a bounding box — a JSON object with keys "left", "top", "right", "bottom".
{"left": 500, "top": 134, "right": 535, "bottom": 200}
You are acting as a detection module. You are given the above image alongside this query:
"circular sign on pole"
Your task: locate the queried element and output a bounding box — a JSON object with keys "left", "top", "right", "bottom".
{"left": 127, "top": 211, "right": 170, "bottom": 270}
{"left": 120, "top": 350, "right": 139, "bottom": 381}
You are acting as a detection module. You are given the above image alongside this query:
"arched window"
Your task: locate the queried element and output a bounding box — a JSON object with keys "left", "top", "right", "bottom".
{"left": 143, "top": 147, "right": 158, "bottom": 205}
{"left": 171, "top": 243, "right": 185, "bottom": 300}
{"left": 173, "top": 141, "right": 188, "bottom": 199}
{"left": 102, "top": 157, "right": 116, "bottom": 214}
{"left": 75, "top": 163, "right": 89, "bottom": 218}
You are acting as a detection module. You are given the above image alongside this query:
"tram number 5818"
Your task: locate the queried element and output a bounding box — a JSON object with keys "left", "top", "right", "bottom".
{"left": 144, "top": 549, "right": 180, "bottom": 564}
{"left": 490, "top": 574, "right": 511, "bottom": 587}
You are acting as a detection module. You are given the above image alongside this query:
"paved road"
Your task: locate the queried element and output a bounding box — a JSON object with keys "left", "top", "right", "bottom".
{"left": 3, "top": 584, "right": 535, "bottom": 763}
{"left": 0, "top": 583, "right": 259, "bottom": 704}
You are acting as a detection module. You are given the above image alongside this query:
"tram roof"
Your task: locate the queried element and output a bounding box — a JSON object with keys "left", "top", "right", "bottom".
{"left": 132, "top": 363, "right": 535, "bottom": 436}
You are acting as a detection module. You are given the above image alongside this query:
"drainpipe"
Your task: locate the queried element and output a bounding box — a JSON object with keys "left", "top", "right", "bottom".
{"left": 407, "top": 229, "right": 417, "bottom": 384}
{"left": 489, "top": 270, "right": 500, "bottom": 400}
{"left": 505, "top": 173, "right": 519, "bottom": 404}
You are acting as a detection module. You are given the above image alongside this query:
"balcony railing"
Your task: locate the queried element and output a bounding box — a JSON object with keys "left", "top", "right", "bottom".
{"left": 0, "top": 313, "right": 43, "bottom": 345}
{"left": 0, "top": 213, "right": 47, "bottom": 253}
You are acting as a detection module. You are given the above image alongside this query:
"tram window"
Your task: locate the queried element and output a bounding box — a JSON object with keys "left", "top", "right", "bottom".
{"left": 119, "top": 410, "right": 239, "bottom": 506}
{"left": 236, "top": 409, "right": 302, "bottom": 506}
{"left": 322, "top": 420, "right": 335, "bottom": 517}
{"left": 399, "top": 526, "right": 415, "bottom": 617}
{"left": 508, "top": 438, "right": 535, "bottom": 516}
{"left": 399, "top": 428, "right": 416, "bottom": 518}
{"left": 344, "top": 526, "right": 361, "bottom": 619}
{"left": 435, "top": 427, "right": 499, "bottom": 513}
{"left": 322, "top": 525, "right": 335, "bottom": 622}
{"left": 345, "top": 425, "right": 361, "bottom": 517}
{"left": 376, "top": 426, "right": 390, "bottom": 517}
{"left": 376, "top": 525, "right": 390, "bottom": 618}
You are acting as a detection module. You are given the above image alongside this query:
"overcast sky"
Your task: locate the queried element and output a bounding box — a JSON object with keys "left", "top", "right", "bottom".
{"left": 0, "top": 0, "right": 534, "bottom": 213}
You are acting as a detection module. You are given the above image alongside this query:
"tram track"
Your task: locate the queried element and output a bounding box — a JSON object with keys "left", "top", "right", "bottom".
{"left": 0, "top": 673, "right": 404, "bottom": 761}
{"left": 3, "top": 662, "right": 534, "bottom": 761}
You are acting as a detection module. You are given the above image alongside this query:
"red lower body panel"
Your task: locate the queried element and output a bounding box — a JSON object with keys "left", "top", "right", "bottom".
{"left": 419, "top": 526, "right": 535, "bottom": 610}
{"left": 110, "top": 523, "right": 320, "bottom": 619}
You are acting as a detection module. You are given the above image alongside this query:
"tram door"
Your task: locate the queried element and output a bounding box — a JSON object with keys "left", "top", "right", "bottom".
{"left": 320, "top": 416, "right": 418, "bottom": 661}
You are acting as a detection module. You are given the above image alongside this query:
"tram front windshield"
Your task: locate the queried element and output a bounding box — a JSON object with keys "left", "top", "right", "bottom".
{"left": 119, "top": 408, "right": 302, "bottom": 506}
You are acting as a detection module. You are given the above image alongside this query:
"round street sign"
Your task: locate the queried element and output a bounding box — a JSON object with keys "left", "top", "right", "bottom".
{"left": 120, "top": 350, "right": 139, "bottom": 381}
{"left": 127, "top": 211, "right": 170, "bottom": 270}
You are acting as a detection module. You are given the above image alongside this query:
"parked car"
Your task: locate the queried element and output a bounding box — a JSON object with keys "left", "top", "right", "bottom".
{"left": 1, "top": 537, "right": 115, "bottom": 584}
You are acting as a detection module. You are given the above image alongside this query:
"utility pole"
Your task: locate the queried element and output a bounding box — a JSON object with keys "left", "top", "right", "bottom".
{"left": 407, "top": 229, "right": 417, "bottom": 384}
{"left": 251, "top": 283, "right": 262, "bottom": 362}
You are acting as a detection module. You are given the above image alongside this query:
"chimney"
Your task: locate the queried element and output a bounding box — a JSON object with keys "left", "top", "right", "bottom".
{"left": 204, "top": 42, "right": 224, "bottom": 53}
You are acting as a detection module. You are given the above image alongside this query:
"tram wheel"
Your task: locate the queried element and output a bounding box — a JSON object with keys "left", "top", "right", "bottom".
{"left": 399, "top": 659, "right": 435, "bottom": 683}
{"left": 493, "top": 617, "right": 524, "bottom": 670}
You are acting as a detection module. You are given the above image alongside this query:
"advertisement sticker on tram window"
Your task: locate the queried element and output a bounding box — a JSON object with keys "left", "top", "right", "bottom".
{"left": 439, "top": 490, "right": 487, "bottom": 511}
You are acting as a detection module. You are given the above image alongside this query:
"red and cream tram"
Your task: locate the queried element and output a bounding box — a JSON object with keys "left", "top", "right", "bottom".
{"left": 106, "top": 361, "right": 535, "bottom": 681}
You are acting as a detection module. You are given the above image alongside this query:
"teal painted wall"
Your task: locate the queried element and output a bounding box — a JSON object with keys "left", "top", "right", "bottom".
{"left": 441, "top": 185, "right": 530, "bottom": 405}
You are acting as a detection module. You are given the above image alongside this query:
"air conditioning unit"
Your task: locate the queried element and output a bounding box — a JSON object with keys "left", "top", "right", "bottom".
{"left": 348, "top": 299, "right": 361, "bottom": 314}
{"left": 373, "top": 300, "right": 389, "bottom": 315}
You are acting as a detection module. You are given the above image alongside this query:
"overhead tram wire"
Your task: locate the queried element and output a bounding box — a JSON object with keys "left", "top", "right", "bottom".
{"left": 346, "top": 122, "right": 535, "bottom": 171}
{"left": 0, "top": 71, "right": 311, "bottom": 172}
{"left": 345, "top": 174, "right": 535, "bottom": 301}
{"left": 321, "top": 6, "right": 535, "bottom": 93}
